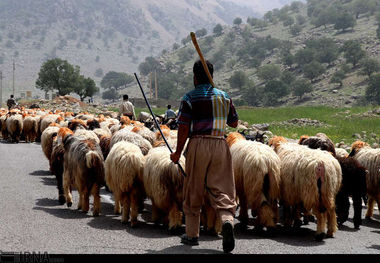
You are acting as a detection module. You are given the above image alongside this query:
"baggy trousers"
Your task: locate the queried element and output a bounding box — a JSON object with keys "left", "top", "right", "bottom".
{"left": 183, "top": 136, "right": 237, "bottom": 238}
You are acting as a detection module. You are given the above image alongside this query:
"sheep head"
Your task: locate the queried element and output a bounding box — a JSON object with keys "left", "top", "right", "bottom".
{"left": 226, "top": 132, "right": 245, "bottom": 148}
{"left": 268, "top": 136, "right": 287, "bottom": 152}
{"left": 298, "top": 135, "right": 309, "bottom": 145}
{"left": 349, "top": 140, "right": 370, "bottom": 157}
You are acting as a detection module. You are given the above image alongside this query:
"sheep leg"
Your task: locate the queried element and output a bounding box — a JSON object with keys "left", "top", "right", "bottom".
{"left": 113, "top": 192, "right": 121, "bottom": 215}
{"left": 63, "top": 174, "right": 73, "bottom": 207}
{"left": 56, "top": 173, "right": 66, "bottom": 205}
{"left": 77, "top": 193, "right": 83, "bottom": 210}
{"left": 293, "top": 204, "right": 303, "bottom": 229}
{"left": 352, "top": 193, "right": 363, "bottom": 229}
{"left": 151, "top": 202, "right": 160, "bottom": 225}
{"left": 315, "top": 211, "right": 327, "bottom": 241}
{"left": 283, "top": 204, "right": 293, "bottom": 229}
{"left": 326, "top": 208, "right": 338, "bottom": 238}
{"left": 121, "top": 194, "right": 131, "bottom": 224}
{"left": 365, "top": 197, "right": 375, "bottom": 220}
{"left": 82, "top": 190, "right": 90, "bottom": 213}
{"left": 335, "top": 191, "right": 349, "bottom": 226}
{"left": 92, "top": 184, "right": 101, "bottom": 217}
{"left": 238, "top": 195, "right": 248, "bottom": 227}
{"left": 168, "top": 203, "right": 181, "bottom": 232}
{"left": 130, "top": 189, "right": 139, "bottom": 227}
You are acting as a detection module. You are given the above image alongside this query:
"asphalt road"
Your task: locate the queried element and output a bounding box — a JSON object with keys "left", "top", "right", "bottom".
{"left": 1, "top": 141, "right": 380, "bottom": 255}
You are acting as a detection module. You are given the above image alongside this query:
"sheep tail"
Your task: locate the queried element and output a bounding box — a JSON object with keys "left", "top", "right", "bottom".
{"left": 85, "top": 151, "right": 102, "bottom": 169}
{"left": 316, "top": 162, "right": 326, "bottom": 213}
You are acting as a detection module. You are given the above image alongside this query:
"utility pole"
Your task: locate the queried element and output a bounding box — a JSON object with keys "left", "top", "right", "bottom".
{"left": 149, "top": 72, "right": 153, "bottom": 99}
{"left": 0, "top": 71, "right": 3, "bottom": 108}
{"left": 12, "top": 60, "right": 15, "bottom": 96}
{"left": 154, "top": 70, "right": 158, "bottom": 100}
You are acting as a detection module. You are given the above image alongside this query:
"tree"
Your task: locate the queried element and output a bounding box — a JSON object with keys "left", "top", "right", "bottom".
{"left": 377, "top": 25, "right": 380, "bottom": 40}
{"left": 296, "top": 15, "right": 306, "bottom": 25}
{"left": 365, "top": 73, "right": 380, "bottom": 104}
{"left": 280, "top": 70, "right": 296, "bottom": 85}
{"left": 195, "top": 28, "right": 207, "bottom": 37}
{"left": 302, "top": 61, "right": 326, "bottom": 82}
{"left": 334, "top": 13, "right": 356, "bottom": 32}
{"left": 233, "top": 17, "right": 242, "bottom": 26}
{"left": 306, "top": 38, "right": 340, "bottom": 65}
{"left": 293, "top": 79, "right": 312, "bottom": 99}
{"left": 257, "top": 64, "right": 281, "bottom": 83}
{"left": 213, "top": 24, "right": 223, "bottom": 36}
{"left": 95, "top": 68, "right": 103, "bottom": 78}
{"left": 36, "top": 58, "right": 80, "bottom": 96}
{"left": 342, "top": 40, "right": 366, "bottom": 67}
{"left": 360, "top": 58, "right": 380, "bottom": 77}
{"left": 74, "top": 76, "right": 99, "bottom": 101}
{"left": 100, "top": 71, "right": 134, "bottom": 91}
{"left": 330, "top": 70, "right": 346, "bottom": 87}
{"left": 283, "top": 16, "right": 295, "bottom": 27}
{"left": 263, "top": 80, "right": 290, "bottom": 105}
{"left": 102, "top": 88, "right": 118, "bottom": 102}
{"left": 138, "top": 56, "right": 161, "bottom": 76}
{"left": 290, "top": 24, "right": 302, "bottom": 36}
{"left": 295, "top": 48, "right": 315, "bottom": 66}
{"left": 351, "top": 0, "right": 371, "bottom": 19}
{"left": 228, "top": 71, "right": 249, "bottom": 90}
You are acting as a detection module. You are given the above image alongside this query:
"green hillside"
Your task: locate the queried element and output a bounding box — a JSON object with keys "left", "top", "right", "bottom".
{"left": 138, "top": 0, "right": 380, "bottom": 108}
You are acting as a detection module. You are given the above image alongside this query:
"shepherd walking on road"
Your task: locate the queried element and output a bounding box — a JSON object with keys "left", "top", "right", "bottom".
{"left": 170, "top": 60, "right": 239, "bottom": 253}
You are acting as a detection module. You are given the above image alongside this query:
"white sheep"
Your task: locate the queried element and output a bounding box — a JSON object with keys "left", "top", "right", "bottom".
{"left": 227, "top": 132, "right": 281, "bottom": 232}
{"left": 105, "top": 141, "right": 145, "bottom": 226}
{"left": 269, "top": 136, "right": 342, "bottom": 241}
{"left": 143, "top": 147, "right": 185, "bottom": 231}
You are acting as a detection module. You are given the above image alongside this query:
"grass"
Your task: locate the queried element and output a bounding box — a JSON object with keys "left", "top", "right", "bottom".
{"left": 236, "top": 106, "right": 380, "bottom": 145}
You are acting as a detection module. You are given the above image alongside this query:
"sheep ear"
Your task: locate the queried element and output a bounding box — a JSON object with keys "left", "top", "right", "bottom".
{"left": 348, "top": 149, "right": 356, "bottom": 157}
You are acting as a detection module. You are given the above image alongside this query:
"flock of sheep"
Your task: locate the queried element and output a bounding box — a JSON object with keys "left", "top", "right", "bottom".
{"left": 0, "top": 107, "right": 379, "bottom": 243}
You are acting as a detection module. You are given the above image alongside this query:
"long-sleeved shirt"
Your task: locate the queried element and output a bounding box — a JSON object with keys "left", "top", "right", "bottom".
{"left": 119, "top": 100, "right": 136, "bottom": 119}
{"left": 177, "top": 84, "right": 238, "bottom": 137}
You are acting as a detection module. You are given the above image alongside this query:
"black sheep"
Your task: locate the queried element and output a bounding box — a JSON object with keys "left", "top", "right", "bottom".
{"left": 300, "top": 134, "right": 336, "bottom": 157}
{"left": 335, "top": 156, "right": 367, "bottom": 229}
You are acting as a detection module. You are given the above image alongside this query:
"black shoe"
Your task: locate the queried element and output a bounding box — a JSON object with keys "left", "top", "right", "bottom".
{"left": 222, "top": 221, "right": 235, "bottom": 253}
{"left": 180, "top": 234, "right": 199, "bottom": 246}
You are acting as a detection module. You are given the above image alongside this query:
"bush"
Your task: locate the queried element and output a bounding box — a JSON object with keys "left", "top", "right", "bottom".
{"left": 334, "top": 13, "right": 356, "bottom": 32}
{"left": 365, "top": 73, "right": 380, "bottom": 104}
{"left": 257, "top": 64, "right": 281, "bottom": 83}
{"left": 360, "top": 58, "right": 380, "bottom": 77}
{"left": 302, "top": 61, "right": 326, "bottom": 82}
{"left": 228, "top": 71, "right": 249, "bottom": 90}
{"left": 330, "top": 70, "right": 346, "bottom": 87}
{"left": 293, "top": 78, "right": 312, "bottom": 99}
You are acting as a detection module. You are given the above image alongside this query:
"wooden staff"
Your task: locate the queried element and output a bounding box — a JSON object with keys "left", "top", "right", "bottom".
{"left": 190, "top": 32, "right": 215, "bottom": 88}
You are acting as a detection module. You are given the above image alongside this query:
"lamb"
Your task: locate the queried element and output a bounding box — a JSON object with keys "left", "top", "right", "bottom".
{"left": 74, "top": 129, "right": 100, "bottom": 144}
{"left": 23, "top": 115, "right": 40, "bottom": 143}
{"left": 110, "top": 129, "right": 152, "bottom": 155}
{"left": 50, "top": 128, "right": 74, "bottom": 205}
{"left": 226, "top": 132, "right": 281, "bottom": 233}
{"left": 41, "top": 125, "right": 60, "bottom": 164}
{"left": 40, "top": 114, "right": 60, "bottom": 134}
{"left": 269, "top": 136, "right": 342, "bottom": 241}
{"left": 143, "top": 147, "right": 185, "bottom": 231}
{"left": 62, "top": 134, "right": 105, "bottom": 216}
{"left": 335, "top": 156, "right": 367, "bottom": 229}
{"left": 105, "top": 141, "right": 145, "bottom": 226}
{"left": 6, "top": 113, "right": 24, "bottom": 143}
{"left": 349, "top": 141, "right": 380, "bottom": 221}
{"left": 131, "top": 126, "right": 156, "bottom": 145}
